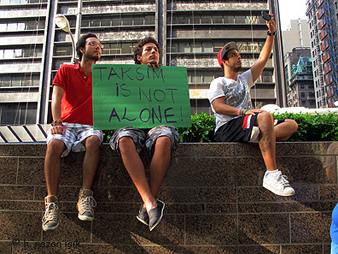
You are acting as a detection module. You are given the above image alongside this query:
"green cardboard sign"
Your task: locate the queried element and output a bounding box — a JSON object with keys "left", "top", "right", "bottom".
{"left": 92, "top": 64, "right": 191, "bottom": 130}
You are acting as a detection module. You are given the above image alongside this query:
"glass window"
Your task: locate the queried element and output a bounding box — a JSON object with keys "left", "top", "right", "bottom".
{"left": 192, "top": 42, "right": 202, "bottom": 53}
{"left": 4, "top": 49, "right": 14, "bottom": 58}
{"left": 26, "top": 20, "right": 36, "bottom": 30}
{"left": 112, "top": 17, "right": 120, "bottom": 26}
{"left": 32, "top": 75, "right": 39, "bottom": 86}
{"left": 12, "top": 76, "right": 21, "bottom": 87}
{"left": 213, "top": 42, "right": 223, "bottom": 53}
{"left": 235, "top": 16, "right": 245, "bottom": 24}
{"left": 14, "top": 49, "right": 22, "bottom": 58}
{"left": 179, "top": 42, "right": 190, "bottom": 53}
{"left": 213, "top": 16, "right": 223, "bottom": 24}
{"left": 224, "top": 16, "right": 234, "bottom": 23}
{"left": 134, "top": 16, "right": 144, "bottom": 25}
{"left": 109, "top": 43, "right": 121, "bottom": 54}
{"left": 193, "top": 15, "right": 200, "bottom": 24}
{"left": 90, "top": 19, "right": 100, "bottom": 27}
{"left": 237, "top": 42, "right": 248, "bottom": 52}
{"left": 8, "top": 23, "right": 18, "bottom": 31}
{"left": 167, "top": 42, "right": 178, "bottom": 53}
{"left": 123, "top": 17, "right": 132, "bottom": 26}
{"left": 1, "top": 76, "right": 10, "bottom": 87}
{"left": 22, "top": 76, "right": 31, "bottom": 86}
{"left": 177, "top": 16, "right": 189, "bottom": 24}
{"left": 191, "top": 74, "right": 202, "bottom": 83}
{"left": 145, "top": 15, "right": 154, "bottom": 25}
{"left": 203, "top": 42, "right": 213, "bottom": 53}
{"left": 35, "top": 48, "right": 42, "bottom": 57}
{"left": 81, "top": 19, "right": 89, "bottom": 27}
{"left": 0, "top": 23, "right": 6, "bottom": 31}
{"left": 201, "top": 16, "right": 211, "bottom": 24}
{"left": 203, "top": 74, "right": 214, "bottom": 82}
{"left": 248, "top": 42, "right": 259, "bottom": 53}
{"left": 121, "top": 43, "right": 133, "bottom": 54}
{"left": 24, "top": 48, "right": 33, "bottom": 57}
{"left": 101, "top": 18, "right": 110, "bottom": 27}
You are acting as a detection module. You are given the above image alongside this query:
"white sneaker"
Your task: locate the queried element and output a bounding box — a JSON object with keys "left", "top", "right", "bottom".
{"left": 249, "top": 126, "right": 260, "bottom": 143}
{"left": 263, "top": 170, "right": 295, "bottom": 196}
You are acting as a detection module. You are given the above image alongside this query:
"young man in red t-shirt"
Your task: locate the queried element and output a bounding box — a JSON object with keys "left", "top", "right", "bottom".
{"left": 42, "top": 33, "right": 103, "bottom": 231}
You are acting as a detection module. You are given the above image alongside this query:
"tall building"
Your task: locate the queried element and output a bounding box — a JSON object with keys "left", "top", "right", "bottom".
{"left": 284, "top": 48, "right": 315, "bottom": 108}
{"left": 0, "top": 0, "right": 285, "bottom": 126}
{"left": 282, "top": 19, "right": 310, "bottom": 54}
{"left": 306, "top": 0, "right": 338, "bottom": 108}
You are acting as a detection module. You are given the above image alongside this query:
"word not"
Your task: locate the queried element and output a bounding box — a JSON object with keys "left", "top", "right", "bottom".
{"left": 95, "top": 66, "right": 165, "bottom": 82}
{"left": 109, "top": 106, "right": 177, "bottom": 124}
{"left": 115, "top": 85, "right": 177, "bottom": 103}
{"left": 11, "top": 238, "right": 80, "bottom": 249}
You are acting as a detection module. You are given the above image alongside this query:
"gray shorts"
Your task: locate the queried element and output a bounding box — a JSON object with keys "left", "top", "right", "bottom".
{"left": 109, "top": 125, "right": 179, "bottom": 155}
{"left": 47, "top": 122, "right": 103, "bottom": 157}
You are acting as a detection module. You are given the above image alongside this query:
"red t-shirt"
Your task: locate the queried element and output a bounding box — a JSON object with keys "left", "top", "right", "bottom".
{"left": 53, "top": 63, "right": 93, "bottom": 125}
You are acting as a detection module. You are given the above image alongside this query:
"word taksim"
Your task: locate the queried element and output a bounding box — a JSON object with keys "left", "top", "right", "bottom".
{"left": 94, "top": 66, "right": 165, "bottom": 82}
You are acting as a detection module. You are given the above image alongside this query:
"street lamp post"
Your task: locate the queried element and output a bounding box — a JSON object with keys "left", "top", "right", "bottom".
{"left": 54, "top": 14, "right": 77, "bottom": 64}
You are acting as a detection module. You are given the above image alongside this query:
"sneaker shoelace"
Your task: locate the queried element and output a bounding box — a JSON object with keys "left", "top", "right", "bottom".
{"left": 43, "top": 202, "right": 58, "bottom": 223}
{"left": 79, "top": 195, "right": 97, "bottom": 215}
{"left": 277, "top": 172, "right": 291, "bottom": 187}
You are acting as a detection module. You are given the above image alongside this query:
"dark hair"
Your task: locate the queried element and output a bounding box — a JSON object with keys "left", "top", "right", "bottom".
{"left": 76, "top": 33, "right": 98, "bottom": 61}
{"left": 134, "top": 37, "right": 161, "bottom": 64}
{"left": 221, "top": 53, "right": 229, "bottom": 72}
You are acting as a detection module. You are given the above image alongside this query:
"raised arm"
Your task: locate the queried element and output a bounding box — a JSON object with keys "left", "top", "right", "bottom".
{"left": 251, "top": 16, "right": 276, "bottom": 82}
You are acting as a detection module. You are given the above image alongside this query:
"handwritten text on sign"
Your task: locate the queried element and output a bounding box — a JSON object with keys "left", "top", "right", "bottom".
{"left": 92, "top": 64, "right": 191, "bottom": 130}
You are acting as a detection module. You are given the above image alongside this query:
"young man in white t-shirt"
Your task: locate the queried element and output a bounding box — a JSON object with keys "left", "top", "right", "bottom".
{"left": 208, "top": 16, "right": 298, "bottom": 196}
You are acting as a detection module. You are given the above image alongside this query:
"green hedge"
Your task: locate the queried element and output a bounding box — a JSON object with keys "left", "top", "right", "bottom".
{"left": 103, "top": 112, "right": 338, "bottom": 143}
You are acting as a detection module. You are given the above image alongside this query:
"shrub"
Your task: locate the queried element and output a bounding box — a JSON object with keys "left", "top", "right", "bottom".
{"left": 102, "top": 112, "right": 338, "bottom": 143}
{"left": 177, "top": 112, "right": 216, "bottom": 142}
{"left": 272, "top": 112, "right": 338, "bottom": 141}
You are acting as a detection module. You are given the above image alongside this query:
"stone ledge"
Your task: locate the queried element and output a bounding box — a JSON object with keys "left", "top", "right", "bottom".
{"left": 0, "top": 142, "right": 337, "bottom": 253}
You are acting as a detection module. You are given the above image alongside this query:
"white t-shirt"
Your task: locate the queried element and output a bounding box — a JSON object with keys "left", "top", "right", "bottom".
{"left": 208, "top": 70, "right": 254, "bottom": 132}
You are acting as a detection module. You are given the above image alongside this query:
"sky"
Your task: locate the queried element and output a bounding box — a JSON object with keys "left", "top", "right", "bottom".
{"left": 278, "top": 0, "right": 308, "bottom": 31}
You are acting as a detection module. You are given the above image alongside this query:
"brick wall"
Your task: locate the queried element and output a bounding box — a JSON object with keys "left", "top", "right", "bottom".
{"left": 0, "top": 142, "right": 337, "bottom": 253}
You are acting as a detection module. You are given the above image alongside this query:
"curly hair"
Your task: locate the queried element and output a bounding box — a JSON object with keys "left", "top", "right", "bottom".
{"left": 133, "top": 37, "right": 161, "bottom": 64}
{"left": 76, "top": 33, "right": 98, "bottom": 61}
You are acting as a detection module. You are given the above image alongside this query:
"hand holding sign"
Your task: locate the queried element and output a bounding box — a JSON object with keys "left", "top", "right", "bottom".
{"left": 92, "top": 64, "right": 191, "bottom": 130}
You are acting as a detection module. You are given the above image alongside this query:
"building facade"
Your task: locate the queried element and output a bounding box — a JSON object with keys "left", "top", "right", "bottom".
{"left": 282, "top": 19, "right": 310, "bottom": 54}
{"left": 306, "top": 0, "right": 338, "bottom": 108}
{"left": 284, "top": 48, "right": 315, "bottom": 108}
{"left": 0, "top": 0, "right": 285, "bottom": 126}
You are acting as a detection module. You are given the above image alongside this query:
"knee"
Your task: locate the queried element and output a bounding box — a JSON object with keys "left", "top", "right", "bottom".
{"left": 155, "top": 136, "right": 172, "bottom": 149}
{"left": 118, "top": 136, "right": 134, "bottom": 150}
{"left": 257, "top": 111, "right": 274, "bottom": 123}
{"left": 85, "top": 136, "right": 101, "bottom": 151}
{"left": 286, "top": 119, "right": 298, "bottom": 133}
{"left": 46, "top": 139, "right": 65, "bottom": 156}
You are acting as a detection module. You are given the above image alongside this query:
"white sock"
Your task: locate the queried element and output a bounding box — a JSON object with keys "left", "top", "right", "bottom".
{"left": 265, "top": 169, "right": 279, "bottom": 175}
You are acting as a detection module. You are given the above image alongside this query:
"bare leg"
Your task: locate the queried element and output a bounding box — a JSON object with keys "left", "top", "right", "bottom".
{"left": 82, "top": 135, "right": 101, "bottom": 190}
{"left": 256, "top": 112, "right": 277, "bottom": 171}
{"left": 148, "top": 136, "right": 172, "bottom": 197}
{"left": 119, "top": 137, "right": 156, "bottom": 212}
{"left": 275, "top": 119, "right": 298, "bottom": 142}
{"left": 44, "top": 139, "right": 66, "bottom": 196}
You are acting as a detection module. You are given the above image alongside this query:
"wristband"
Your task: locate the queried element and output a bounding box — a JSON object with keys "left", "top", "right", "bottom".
{"left": 52, "top": 120, "right": 63, "bottom": 127}
{"left": 237, "top": 108, "right": 242, "bottom": 116}
{"left": 267, "top": 31, "right": 276, "bottom": 36}
{"left": 243, "top": 109, "right": 250, "bottom": 115}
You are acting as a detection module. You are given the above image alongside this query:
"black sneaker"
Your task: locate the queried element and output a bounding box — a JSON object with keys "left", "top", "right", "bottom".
{"left": 148, "top": 199, "right": 165, "bottom": 231}
{"left": 136, "top": 206, "right": 149, "bottom": 226}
